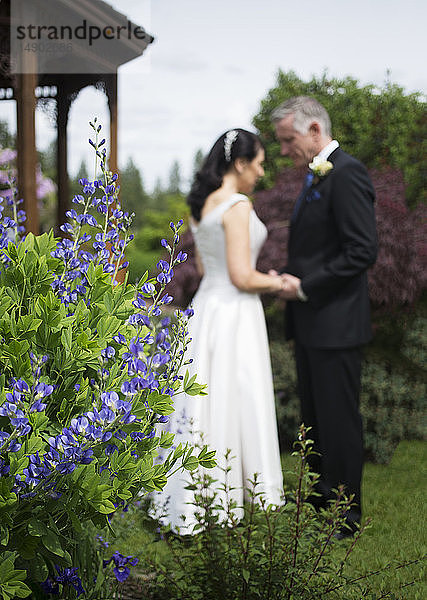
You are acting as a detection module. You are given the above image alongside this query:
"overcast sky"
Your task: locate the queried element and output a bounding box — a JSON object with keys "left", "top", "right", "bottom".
{"left": 1, "top": 0, "right": 426, "bottom": 191}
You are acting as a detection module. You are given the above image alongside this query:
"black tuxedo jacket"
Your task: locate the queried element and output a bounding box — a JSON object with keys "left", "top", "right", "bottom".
{"left": 285, "top": 148, "right": 377, "bottom": 348}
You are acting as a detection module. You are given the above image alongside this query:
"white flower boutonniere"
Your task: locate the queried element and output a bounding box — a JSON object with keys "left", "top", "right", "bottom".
{"left": 309, "top": 157, "right": 333, "bottom": 178}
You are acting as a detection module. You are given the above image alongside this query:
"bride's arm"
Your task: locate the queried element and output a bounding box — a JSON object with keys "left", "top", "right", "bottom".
{"left": 223, "top": 201, "right": 284, "bottom": 294}
{"left": 194, "top": 245, "right": 204, "bottom": 277}
{"left": 190, "top": 217, "right": 204, "bottom": 277}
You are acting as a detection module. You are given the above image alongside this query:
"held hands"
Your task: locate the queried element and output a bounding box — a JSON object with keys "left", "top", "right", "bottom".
{"left": 268, "top": 270, "right": 304, "bottom": 300}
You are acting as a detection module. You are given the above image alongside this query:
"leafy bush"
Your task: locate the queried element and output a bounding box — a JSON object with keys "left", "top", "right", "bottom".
{"left": 0, "top": 121, "right": 214, "bottom": 599}
{"left": 361, "top": 362, "right": 426, "bottom": 464}
{"left": 122, "top": 426, "right": 418, "bottom": 600}
{"left": 126, "top": 194, "right": 190, "bottom": 284}
{"left": 252, "top": 70, "right": 426, "bottom": 209}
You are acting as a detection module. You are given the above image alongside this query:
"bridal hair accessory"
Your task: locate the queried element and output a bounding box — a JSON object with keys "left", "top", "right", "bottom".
{"left": 224, "top": 129, "right": 239, "bottom": 162}
{"left": 309, "top": 156, "right": 333, "bottom": 178}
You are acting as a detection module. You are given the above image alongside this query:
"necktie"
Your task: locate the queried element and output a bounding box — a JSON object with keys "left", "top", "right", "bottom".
{"left": 291, "top": 171, "right": 314, "bottom": 222}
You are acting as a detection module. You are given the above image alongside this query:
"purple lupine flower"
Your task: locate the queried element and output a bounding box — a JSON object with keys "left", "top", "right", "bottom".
{"left": 13, "top": 379, "right": 29, "bottom": 393}
{"left": 5, "top": 390, "right": 22, "bottom": 404}
{"left": 101, "top": 346, "right": 116, "bottom": 360}
{"left": 132, "top": 294, "right": 146, "bottom": 309}
{"left": 129, "top": 338, "right": 145, "bottom": 359}
{"left": 176, "top": 251, "right": 187, "bottom": 263}
{"left": 128, "top": 313, "right": 151, "bottom": 328}
{"left": 0, "top": 431, "right": 21, "bottom": 452}
{"left": 101, "top": 391, "right": 122, "bottom": 411}
{"left": 69, "top": 415, "right": 90, "bottom": 436}
{"left": 103, "top": 551, "right": 139, "bottom": 582}
{"left": 156, "top": 259, "right": 170, "bottom": 272}
{"left": 60, "top": 223, "right": 74, "bottom": 234}
{"left": 156, "top": 270, "right": 173, "bottom": 285}
{"left": 34, "top": 382, "right": 54, "bottom": 399}
{"left": 141, "top": 282, "right": 155, "bottom": 295}
{"left": 0, "top": 458, "right": 10, "bottom": 476}
{"left": 160, "top": 293, "right": 173, "bottom": 305}
{"left": 127, "top": 358, "right": 147, "bottom": 377}
{"left": 105, "top": 443, "right": 119, "bottom": 456}
{"left": 30, "top": 398, "right": 47, "bottom": 412}
{"left": 40, "top": 578, "right": 60, "bottom": 595}
{"left": 54, "top": 566, "right": 85, "bottom": 597}
{"left": 113, "top": 332, "right": 127, "bottom": 345}
{"left": 96, "top": 534, "right": 110, "bottom": 548}
{"left": 86, "top": 406, "right": 115, "bottom": 427}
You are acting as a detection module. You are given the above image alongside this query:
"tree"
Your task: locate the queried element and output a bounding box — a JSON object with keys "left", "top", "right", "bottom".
{"left": 0, "top": 119, "right": 15, "bottom": 148}
{"left": 118, "top": 157, "right": 149, "bottom": 229}
{"left": 167, "top": 160, "right": 182, "bottom": 194}
{"left": 192, "top": 148, "right": 204, "bottom": 177}
{"left": 252, "top": 70, "right": 426, "bottom": 207}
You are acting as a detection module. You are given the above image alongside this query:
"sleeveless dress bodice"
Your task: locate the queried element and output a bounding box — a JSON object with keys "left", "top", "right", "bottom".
{"left": 193, "top": 193, "right": 267, "bottom": 294}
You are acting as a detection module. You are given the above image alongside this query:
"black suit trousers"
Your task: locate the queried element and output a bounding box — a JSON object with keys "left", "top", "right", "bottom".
{"left": 294, "top": 342, "right": 363, "bottom": 521}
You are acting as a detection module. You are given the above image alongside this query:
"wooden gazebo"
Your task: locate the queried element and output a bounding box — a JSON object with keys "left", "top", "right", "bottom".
{"left": 0, "top": 0, "right": 153, "bottom": 233}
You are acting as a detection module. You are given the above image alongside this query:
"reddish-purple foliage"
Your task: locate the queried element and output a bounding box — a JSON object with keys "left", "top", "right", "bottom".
{"left": 368, "top": 168, "right": 426, "bottom": 306}
{"left": 168, "top": 167, "right": 426, "bottom": 310}
{"left": 167, "top": 230, "right": 201, "bottom": 308}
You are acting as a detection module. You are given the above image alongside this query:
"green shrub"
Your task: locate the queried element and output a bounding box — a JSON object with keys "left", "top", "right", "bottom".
{"left": 120, "top": 427, "right": 418, "bottom": 600}
{"left": 401, "top": 316, "right": 427, "bottom": 370}
{"left": 361, "top": 362, "right": 426, "bottom": 464}
{"left": 0, "top": 122, "right": 213, "bottom": 599}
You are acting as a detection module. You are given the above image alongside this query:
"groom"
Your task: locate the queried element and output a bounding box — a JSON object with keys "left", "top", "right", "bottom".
{"left": 272, "top": 96, "right": 377, "bottom": 537}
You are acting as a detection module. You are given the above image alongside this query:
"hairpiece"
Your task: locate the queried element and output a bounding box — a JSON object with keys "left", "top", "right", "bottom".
{"left": 224, "top": 130, "right": 238, "bottom": 162}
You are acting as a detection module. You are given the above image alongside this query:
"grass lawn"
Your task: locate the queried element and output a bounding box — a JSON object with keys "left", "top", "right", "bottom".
{"left": 114, "top": 440, "right": 426, "bottom": 599}
{"left": 350, "top": 440, "right": 426, "bottom": 599}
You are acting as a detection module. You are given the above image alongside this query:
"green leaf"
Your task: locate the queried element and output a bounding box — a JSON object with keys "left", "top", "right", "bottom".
{"left": 90, "top": 498, "right": 116, "bottom": 514}
{"left": 27, "top": 519, "right": 49, "bottom": 537}
{"left": 96, "top": 315, "right": 121, "bottom": 340}
{"left": 61, "top": 325, "right": 73, "bottom": 353}
{"left": 146, "top": 391, "right": 175, "bottom": 415}
{"left": 159, "top": 432, "right": 175, "bottom": 449}
{"left": 17, "top": 314, "right": 42, "bottom": 335}
{"left": 0, "top": 553, "right": 31, "bottom": 599}
{"left": 0, "top": 527, "right": 9, "bottom": 547}
{"left": 28, "top": 554, "right": 48, "bottom": 582}
{"left": 22, "top": 436, "right": 45, "bottom": 456}
{"left": 41, "top": 530, "right": 66, "bottom": 557}
{"left": 183, "top": 370, "right": 208, "bottom": 396}
{"left": 182, "top": 455, "right": 199, "bottom": 471}
{"left": 8, "top": 455, "right": 28, "bottom": 477}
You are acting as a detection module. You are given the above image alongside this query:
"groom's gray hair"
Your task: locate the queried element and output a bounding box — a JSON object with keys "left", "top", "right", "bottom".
{"left": 271, "top": 96, "right": 332, "bottom": 137}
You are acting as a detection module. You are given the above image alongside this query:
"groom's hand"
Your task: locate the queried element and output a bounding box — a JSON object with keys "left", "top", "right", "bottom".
{"left": 280, "top": 273, "right": 303, "bottom": 300}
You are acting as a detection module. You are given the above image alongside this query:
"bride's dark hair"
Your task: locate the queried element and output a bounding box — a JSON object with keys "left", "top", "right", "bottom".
{"left": 187, "top": 128, "right": 262, "bottom": 222}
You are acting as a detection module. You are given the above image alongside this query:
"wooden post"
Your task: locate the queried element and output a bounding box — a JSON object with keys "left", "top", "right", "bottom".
{"left": 16, "top": 69, "right": 38, "bottom": 235}
{"left": 107, "top": 72, "right": 118, "bottom": 175}
{"left": 106, "top": 72, "right": 125, "bottom": 283}
{"left": 56, "top": 91, "right": 70, "bottom": 233}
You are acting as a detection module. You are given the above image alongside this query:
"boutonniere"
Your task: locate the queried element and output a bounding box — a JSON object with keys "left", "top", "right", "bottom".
{"left": 309, "top": 157, "right": 333, "bottom": 180}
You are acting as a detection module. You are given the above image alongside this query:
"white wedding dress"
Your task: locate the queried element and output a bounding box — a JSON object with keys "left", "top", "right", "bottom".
{"left": 156, "top": 194, "right": 283, "bottom": 534}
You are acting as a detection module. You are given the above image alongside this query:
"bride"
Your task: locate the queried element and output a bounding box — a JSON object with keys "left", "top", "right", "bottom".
{"left": 159, "top": 128, "right": 285, "bottom": 534}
